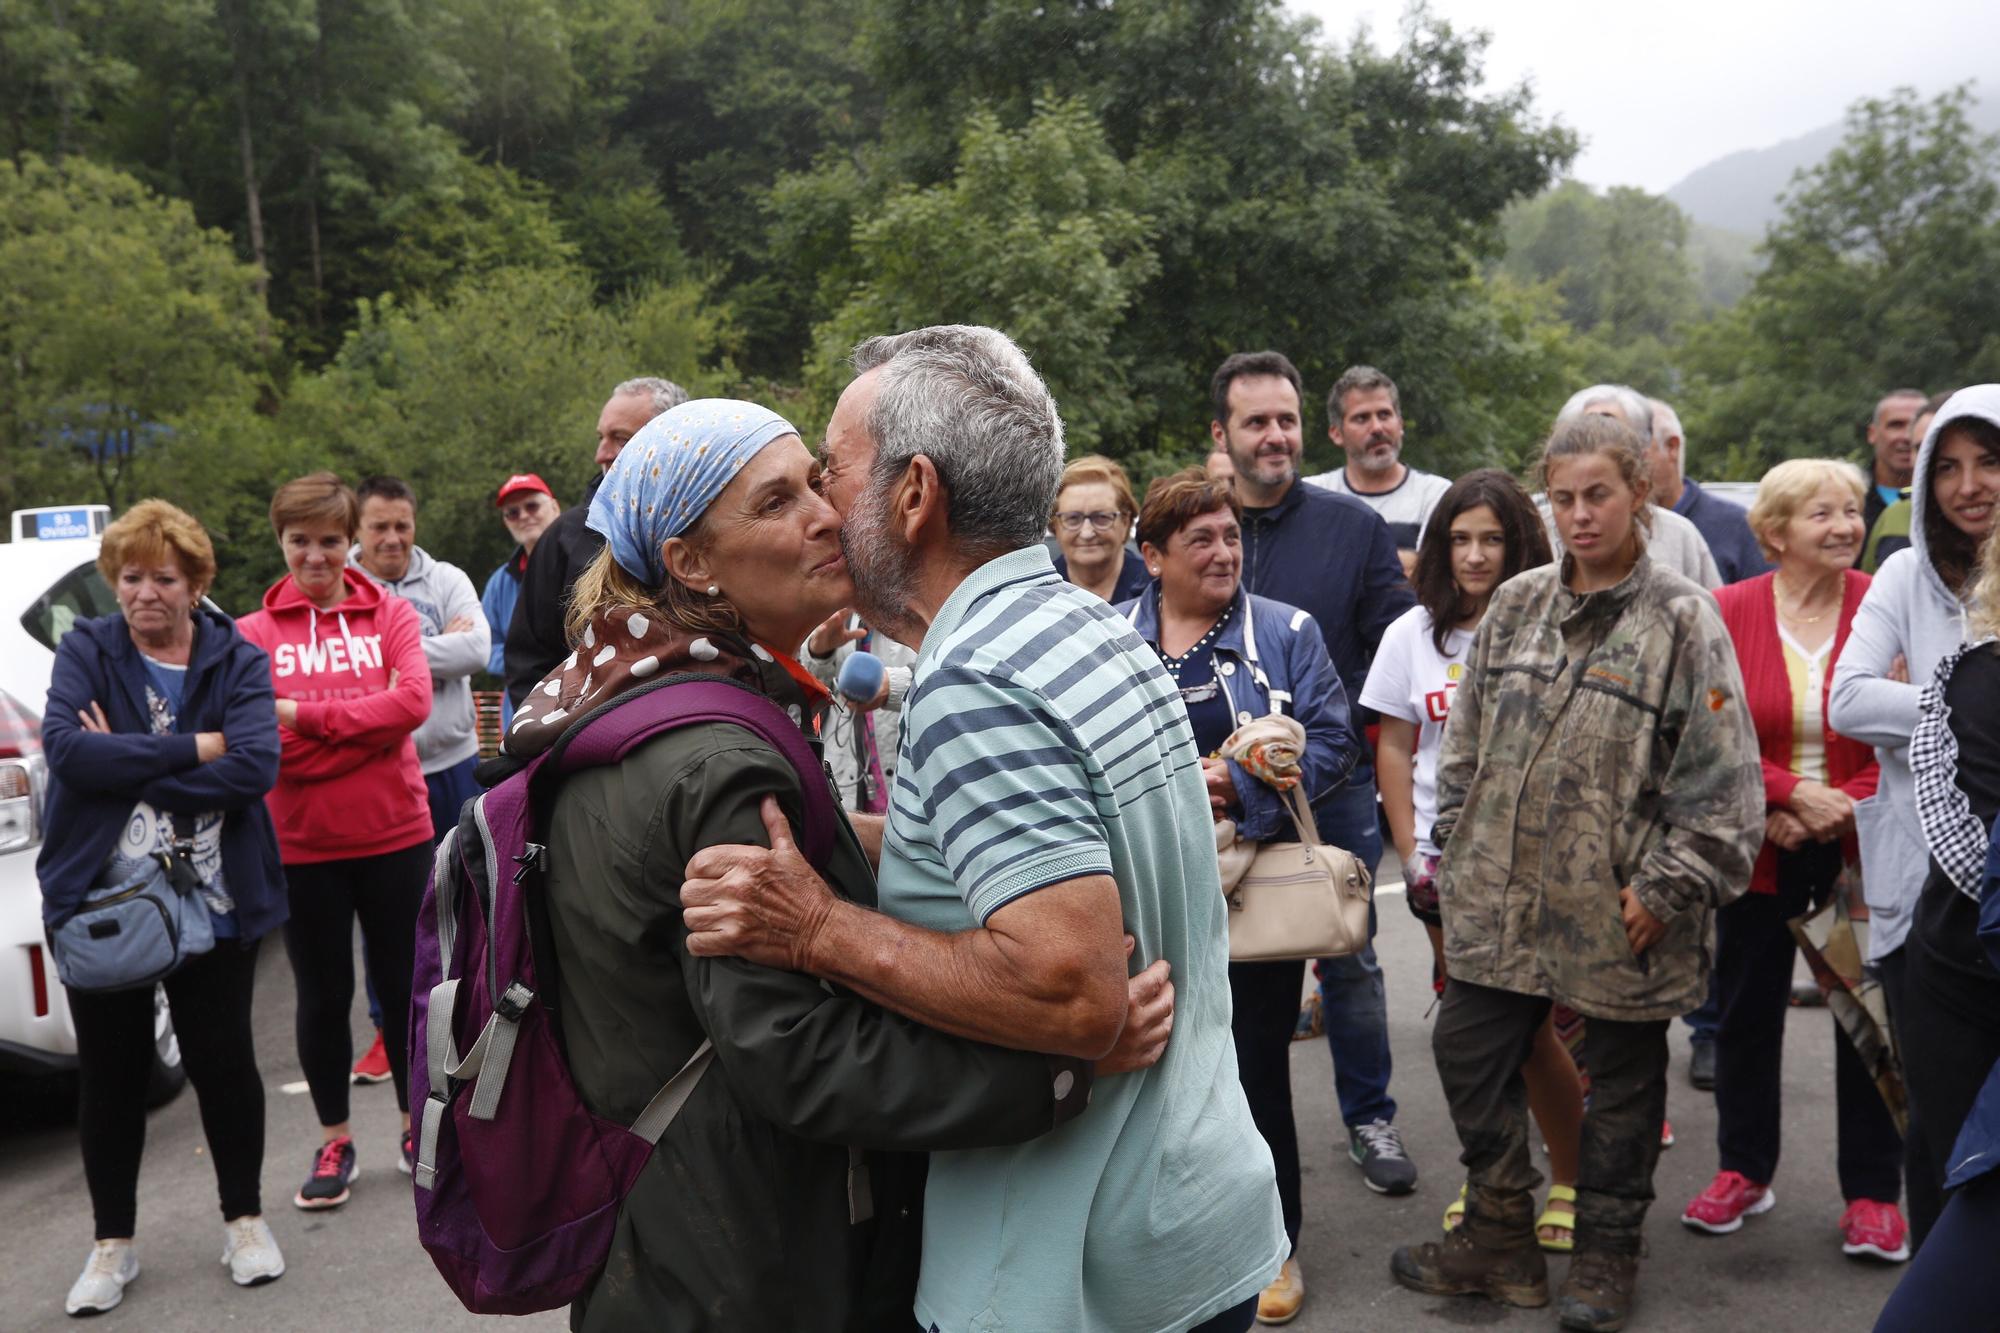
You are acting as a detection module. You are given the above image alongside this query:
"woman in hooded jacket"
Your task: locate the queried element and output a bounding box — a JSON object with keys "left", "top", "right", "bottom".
{"left": 236, "top": 472, "right": 433, "bottom": 1214}
{"left": 1830, "top": 384, "right": 2000, "bottom": 1246}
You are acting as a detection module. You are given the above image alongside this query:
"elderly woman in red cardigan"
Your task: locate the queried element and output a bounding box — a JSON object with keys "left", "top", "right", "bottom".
{"left": 1679, "top": 458, "right": 1910, "bottom": 1262}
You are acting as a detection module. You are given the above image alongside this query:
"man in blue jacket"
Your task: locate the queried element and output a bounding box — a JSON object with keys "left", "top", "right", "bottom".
{"left": 1648, "top": 399, "right": 1767, "bottom": 586}
{"left": 1208, "top": 350, "right": 1421, "bottom": 1195}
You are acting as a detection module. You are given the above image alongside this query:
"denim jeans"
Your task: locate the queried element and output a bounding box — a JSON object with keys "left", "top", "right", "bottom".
{"left": 1315, "top": 770, "right": 1396, "bottom": 1128}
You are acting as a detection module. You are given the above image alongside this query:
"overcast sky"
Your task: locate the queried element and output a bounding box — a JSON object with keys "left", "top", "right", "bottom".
{"left": 1292, "top": 0, "right": 1995, "bottom": 193}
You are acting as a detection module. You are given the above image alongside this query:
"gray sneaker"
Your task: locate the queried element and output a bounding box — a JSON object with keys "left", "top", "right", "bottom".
{"left": 65, "top": 1239, "right": 138, "bottom": 1316}
{"left": 1349, "top": 1118, "right": 1418, "bottom": 1195}
{"left": 221, "top": 1216, "right": 286, "bottom": 1287}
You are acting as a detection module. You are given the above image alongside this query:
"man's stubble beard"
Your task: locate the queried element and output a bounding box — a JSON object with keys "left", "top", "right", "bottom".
{"left": 840, "top": 480, "right": 923, "bottom": 645}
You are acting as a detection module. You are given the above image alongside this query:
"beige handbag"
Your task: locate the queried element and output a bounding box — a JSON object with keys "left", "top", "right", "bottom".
{"left": 1215, "top": 785, "right": 1373, "bottom": 961}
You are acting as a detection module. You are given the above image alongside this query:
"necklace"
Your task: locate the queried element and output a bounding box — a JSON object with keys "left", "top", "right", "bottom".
{"left": 1153, "top": 601, "right": 1233, "bottom": 681}
{"left": 1773, "top": 574, "right": 1834, "bottom": 625}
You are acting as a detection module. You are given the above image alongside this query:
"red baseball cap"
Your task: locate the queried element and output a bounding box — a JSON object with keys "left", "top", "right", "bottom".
{"left": 495, "top": 473, "right": 552, "bottom": 507}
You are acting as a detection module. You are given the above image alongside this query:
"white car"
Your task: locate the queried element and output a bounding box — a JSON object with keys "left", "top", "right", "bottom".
{"left": 1, "top": 505, "right": 185, "bottom": 1103}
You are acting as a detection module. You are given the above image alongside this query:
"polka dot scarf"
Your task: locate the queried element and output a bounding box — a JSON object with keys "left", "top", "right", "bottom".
{"left": 502, "top": 606, "right": 823, "bottom": 759}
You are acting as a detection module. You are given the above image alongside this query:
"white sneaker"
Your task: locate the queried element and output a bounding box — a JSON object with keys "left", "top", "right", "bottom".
{"left": 221, "top": 1215, "right": 286, "bottom": 1287}
{"left": 64, "top": 1239, "right": 138, "bottom": 1316}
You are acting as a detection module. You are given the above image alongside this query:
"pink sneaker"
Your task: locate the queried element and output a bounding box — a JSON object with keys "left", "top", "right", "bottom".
{"left": 1681, "top": 1171, "right": 1776, "bottom": 1234}
{"left": 1660, "top": 1117, "right": 1675, "bottom": 1149}
{"left": 1840, "top": 1199, "right": 1911, "bottom": 1262}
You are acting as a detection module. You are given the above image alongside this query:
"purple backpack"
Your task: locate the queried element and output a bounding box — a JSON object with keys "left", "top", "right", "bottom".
{"left": 408, "top": 675, "right": 837, "bottom": 1315}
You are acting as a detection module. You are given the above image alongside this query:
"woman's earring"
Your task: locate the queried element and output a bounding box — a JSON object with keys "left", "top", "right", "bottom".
{"left": 706, "top": 585, "right": 719, "bottom": 597}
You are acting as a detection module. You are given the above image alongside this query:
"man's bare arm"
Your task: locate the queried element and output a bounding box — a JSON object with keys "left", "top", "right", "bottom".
{"left": 682, "top": 797, "right": 1129, "bottom": 1058}
{"left": 804, "top": 875, "right": 1129, "bottom": 1059}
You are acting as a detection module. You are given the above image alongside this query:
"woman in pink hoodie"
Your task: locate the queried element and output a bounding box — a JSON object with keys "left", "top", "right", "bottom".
{"left": 237, "top": 472, "right": 432, "bottom": 1212}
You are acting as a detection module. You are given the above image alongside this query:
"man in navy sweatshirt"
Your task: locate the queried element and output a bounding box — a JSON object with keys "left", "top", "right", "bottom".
{"left": 1208, "top": 350, "right": 1420, "bottom": 1196}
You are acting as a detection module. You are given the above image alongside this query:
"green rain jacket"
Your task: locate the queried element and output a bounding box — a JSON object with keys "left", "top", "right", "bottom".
{"left": 1431, "top": 553, "right": 1765, "bottom": 1022}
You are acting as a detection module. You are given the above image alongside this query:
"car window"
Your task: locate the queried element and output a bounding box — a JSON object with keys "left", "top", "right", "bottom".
{"left": 20, "top": 561, "right": 119, "bottom": 651}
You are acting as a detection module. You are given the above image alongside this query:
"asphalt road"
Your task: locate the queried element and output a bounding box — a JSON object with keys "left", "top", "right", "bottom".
{"left": 0, "top": 887, "right": 1905, "bottom": 1332}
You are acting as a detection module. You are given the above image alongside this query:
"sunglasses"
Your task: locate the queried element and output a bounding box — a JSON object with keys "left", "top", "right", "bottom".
{"left": 502, "top": 497, "right": 548, "bottom": 522}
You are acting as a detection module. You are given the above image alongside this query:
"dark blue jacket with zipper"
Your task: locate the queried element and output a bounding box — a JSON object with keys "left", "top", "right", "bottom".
{"left": 1122, "top": 588, "right": 1360, "bottom": 845}
{"left": 1238, "top": 479, "right": 1415, "bottom": 738}
{"left": 38, "top": 610, "right": 288, "bottom": 940}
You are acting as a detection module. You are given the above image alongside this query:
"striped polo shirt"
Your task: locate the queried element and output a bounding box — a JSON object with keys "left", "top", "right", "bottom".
{"left": 879, "top": 544, "right": 1284, "bottom": 1333}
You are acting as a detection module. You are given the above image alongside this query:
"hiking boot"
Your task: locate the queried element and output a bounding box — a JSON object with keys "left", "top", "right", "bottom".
{"left": 1557, "top": 1248, "right": 1640, "bottom": 1331}
{"left": 1389, "top": 1226, "right": 1549, "bottom": 1308}
{"left": 294, "top": 1136, "right": 358, "bottom": 1210}
{"left": 220, "top": 1216, "right": 285, "bottom": 1287}
{"left": 1840, "top": 1199, "right": 1911, "bottom": 1263}
{"left": 1682, "top": 1170, "right": 1775, "bottom": 1234}
{"left": 351, "top": 1028, "right": 391, "bottom": 1084}
{"left": 1255, "top": 1256, "right": 1305, "bottom": 1324}
{"left": 1349, "top": 1118, "right": 1418, "bottom": 1195}
{"left": 64, "top": 1239, "right": 138, "bottom": 1316}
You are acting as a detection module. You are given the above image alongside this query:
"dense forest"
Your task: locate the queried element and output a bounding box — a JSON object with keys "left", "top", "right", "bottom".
{"left": 3, "top": 0, "right": 1996, "bottom": 609}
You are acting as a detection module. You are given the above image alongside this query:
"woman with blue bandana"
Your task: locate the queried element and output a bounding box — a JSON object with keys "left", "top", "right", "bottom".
{"left": 495, "top": 400, "right": 1128, "bottom": 1331}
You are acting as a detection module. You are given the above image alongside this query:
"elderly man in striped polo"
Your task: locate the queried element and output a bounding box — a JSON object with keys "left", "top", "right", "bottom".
{"left": 680, "top": 324, "right": 1286, "bottom": 1333}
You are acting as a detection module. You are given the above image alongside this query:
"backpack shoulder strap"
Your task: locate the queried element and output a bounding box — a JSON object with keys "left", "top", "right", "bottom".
{"left": 544, "top": 674, "right": 839, "bottom": 870}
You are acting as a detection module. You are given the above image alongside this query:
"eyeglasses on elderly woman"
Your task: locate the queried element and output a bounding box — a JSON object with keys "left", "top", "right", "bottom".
{"left": 1054, "top": 510, "right": 1126, "bottom": 533}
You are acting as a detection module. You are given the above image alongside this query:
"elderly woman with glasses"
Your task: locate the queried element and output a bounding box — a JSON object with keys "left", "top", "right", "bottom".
{"left": 1119, "top": 466, "right": 1359, "bottom": 1325}
{"left": 1050, "top": 455, "right": 1150, "bottom": 603}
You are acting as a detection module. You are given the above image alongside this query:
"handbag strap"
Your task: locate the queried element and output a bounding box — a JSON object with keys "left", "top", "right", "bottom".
{"left": 1279, "top": 784, "right": 1320, "bottom": 846}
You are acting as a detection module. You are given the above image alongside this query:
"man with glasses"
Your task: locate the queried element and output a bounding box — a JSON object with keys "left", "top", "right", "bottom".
{"left": 480, "top": 473, "right": 559, "bottom": 728}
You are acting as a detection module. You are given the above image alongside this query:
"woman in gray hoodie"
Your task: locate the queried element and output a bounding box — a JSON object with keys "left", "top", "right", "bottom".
{"left": 1830, "top": 382, "right": 2000, "bottom": 1245}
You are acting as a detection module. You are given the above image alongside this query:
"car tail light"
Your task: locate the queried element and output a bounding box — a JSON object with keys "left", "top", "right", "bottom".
{"left": 29, "top": 943, "right": 49, "bottom": 1018}
{"left": 0, "top": 690, "right": 46, "bottom": 853}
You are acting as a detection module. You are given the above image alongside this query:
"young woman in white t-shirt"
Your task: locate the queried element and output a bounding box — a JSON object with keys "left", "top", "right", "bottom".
{"left": 1360, "top": 468, "right": 1584, "bottom": 1251}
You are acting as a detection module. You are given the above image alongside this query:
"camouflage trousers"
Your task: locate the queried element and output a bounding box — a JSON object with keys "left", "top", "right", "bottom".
{"left": 1434, "top": 977, "right": 1669, "bottom": 1255}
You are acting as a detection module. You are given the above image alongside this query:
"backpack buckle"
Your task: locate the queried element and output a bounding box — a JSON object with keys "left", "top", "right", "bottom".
{"left": 511, "top": 843, "right": 548, "bottom": 885}
{"left": 495, "top": 980, "right": 535, "bottom": 1022}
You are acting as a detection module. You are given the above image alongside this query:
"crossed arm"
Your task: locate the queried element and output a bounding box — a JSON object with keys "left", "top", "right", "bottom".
{"left": 683, "top": 797, "right": 1171, "bottom": 1068}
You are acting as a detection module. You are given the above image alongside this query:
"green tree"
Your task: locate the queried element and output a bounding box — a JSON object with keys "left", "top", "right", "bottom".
{"left": 1681, "top": 86, "right": 2000, "bottom": 471}
{"left": 806, "top": 97, "right": 1158, "bottom": 452}
{"left": 0, "top": 155, "right": 266, "bottom": 515}
{"left": 274, "top": 265, "right": 728, "bottom": 598}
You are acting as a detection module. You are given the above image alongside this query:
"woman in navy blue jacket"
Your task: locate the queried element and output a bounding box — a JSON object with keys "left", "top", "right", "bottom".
{"left": 37, "top": 501, "right": 288, "bottom": 1316}
{"left": 1121, "top": 467, "right": 1358, "bottom": 1325}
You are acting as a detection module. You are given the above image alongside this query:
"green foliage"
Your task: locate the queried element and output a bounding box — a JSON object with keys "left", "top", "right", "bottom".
{"left": 806, "top": 97, "right": 1159, "bottom": 452}
{"left": 1498, "top": 181, "right": 1701, "bottom": 342}
{"left": 1680, "top": 86, "right": 2000, "bottom": 473}
{"left": 0, "top": 154, "right": 265, "bottom": 515}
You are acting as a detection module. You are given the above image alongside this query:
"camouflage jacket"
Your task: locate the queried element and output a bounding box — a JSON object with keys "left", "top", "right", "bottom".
{"left": 1432, "top": 554, "right": 1764, "bottom": 1021}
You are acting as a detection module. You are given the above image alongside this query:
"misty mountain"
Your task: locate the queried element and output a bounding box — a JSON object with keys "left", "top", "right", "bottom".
{"left": 1666, "top": 93, "right": 2000, "bottom": 237}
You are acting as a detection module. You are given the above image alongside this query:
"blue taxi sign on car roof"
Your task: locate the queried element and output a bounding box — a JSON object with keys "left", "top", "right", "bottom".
{"left": 11, "top": 505, "right": 109, "bottom": 542}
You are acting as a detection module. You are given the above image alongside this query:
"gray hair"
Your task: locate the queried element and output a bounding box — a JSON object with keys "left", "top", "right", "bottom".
{"left": 1326, "top": 364, "right": 1400, "bottom": 424}
{"left": 850, "top": 325, "right": 1065, "bottom": 553}
{"left": 1872, "top": 388, "right": 1928, "bottom": 426}
{"left": 1650, "top": 398, "right": 1685, "bottom": 478}
{"left": 612, "top": 376, "right": 690, "bottom": 416}
{"left": 1557, "top": 383, "right": 1655, "bottom": 445}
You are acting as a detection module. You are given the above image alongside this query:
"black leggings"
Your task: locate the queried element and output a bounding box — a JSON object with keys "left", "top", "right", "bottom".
{"left": 1228, "top": 959, "right": 1306, "bottom": 1252}
{"left": 281, "top": 842, "right": 431, "bottom": 1124}
{"left": 68, "top": 941, "right": 266, "bottom": 1238}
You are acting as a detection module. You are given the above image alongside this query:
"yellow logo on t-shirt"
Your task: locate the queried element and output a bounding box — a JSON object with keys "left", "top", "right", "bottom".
{"left": 1446, "top": 663, "right": 1464, "bottom": 682}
